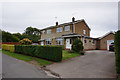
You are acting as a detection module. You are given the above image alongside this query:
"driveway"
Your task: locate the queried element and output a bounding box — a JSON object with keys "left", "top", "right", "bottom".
{"left": 2, "top": 51, "right": 52, "bottom": 78}
{"left": 47, "top": 50, "right": 116, "bottom": 78}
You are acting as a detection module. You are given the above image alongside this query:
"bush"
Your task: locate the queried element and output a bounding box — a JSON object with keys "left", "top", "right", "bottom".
{"left": 19, "top": 38, "right": 32, "bottom": 45}
{"left": 72, "top": 39, "right": 84, "bottom": 52}
{"left": 2, "top": 44, "right": 15, "bottom": 52}
{"left": 15, "top": 45, "right": 62, "bottom": 62}
{"left": 115, "top": 30, "right": 120, "bottom": 74}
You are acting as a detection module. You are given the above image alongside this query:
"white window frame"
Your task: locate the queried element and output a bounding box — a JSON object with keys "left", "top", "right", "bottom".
{"left": 92, "top": 39, "right": 95, "bottom": 45}
{"left": 57, "top": 27, "right": 62, "bottom": 32}
{"left": 42, "top": 30, "right": 45, "bottom": 34}
{"left": 83, "top": 30, "right": 86, "bottom": 35}
{"left": 55, "top": 38, "right": 64, "bottom": 45}
{"left": 65, "top": 26, "right": 70, "bottom": 31}
{"left": 47, "top": 29, "right": 51, "bottom": 34}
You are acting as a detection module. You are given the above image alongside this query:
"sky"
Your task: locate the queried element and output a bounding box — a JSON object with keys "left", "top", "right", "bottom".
{"left": 1, "top": 2, "right": 118, "bottom": 38}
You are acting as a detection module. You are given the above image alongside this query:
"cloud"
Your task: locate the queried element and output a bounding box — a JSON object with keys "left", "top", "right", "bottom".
{"left": 2, "top": 2, "right": 118, "bottom": 37}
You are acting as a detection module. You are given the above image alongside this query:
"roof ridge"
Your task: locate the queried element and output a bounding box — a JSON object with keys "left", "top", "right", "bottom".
{"left": 99, "top": 31, "right": 114, "bottom": 39}
{"left": 40, "top": 19, "right": 84, "bottom": 30}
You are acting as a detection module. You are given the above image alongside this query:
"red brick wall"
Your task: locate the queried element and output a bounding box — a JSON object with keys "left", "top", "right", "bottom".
{"left": 2, "top": 42, "right": 20, "bottom": 45}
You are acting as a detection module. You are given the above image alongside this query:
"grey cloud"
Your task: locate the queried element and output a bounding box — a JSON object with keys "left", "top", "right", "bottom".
{"left": 2, "top": 2, "right": 118, "bottom": 37}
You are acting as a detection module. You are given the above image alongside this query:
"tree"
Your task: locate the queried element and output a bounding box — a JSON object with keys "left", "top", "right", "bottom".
{"left": 23, "top": 27, "right": 40, "bottom": 43}
{"left": 13, "top": 33, "right": 23, "bottom": 40}
{"left": 2, "top": 31, "right": 20, "bottom": 42}
{"left": 24, "top": 27, "right": 40, "bottom": 35}
{"left": 72, "top": 39, "right": 84, "bottom": 52}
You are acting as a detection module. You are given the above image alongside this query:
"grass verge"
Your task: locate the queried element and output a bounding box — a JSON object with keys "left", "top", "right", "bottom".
{"left": 62, "top": 50, "right": 80, "bottom": 60}
{"left": 2, "top": 50, "right": 52, "bottom": 66}
{"left": 2, "top": 50, "right": 81, "bottom": 66}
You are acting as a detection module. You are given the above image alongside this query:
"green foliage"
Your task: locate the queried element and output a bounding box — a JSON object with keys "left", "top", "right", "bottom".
{"left": 22, "top": 34, "right": 40, "bottom": 43}
{"left": 22, "top": 27, "right": 40, "bottom": 43}
{"left": 2, "top": 50, "right": 52, "bottom": 66}
{"left": 13, "top": 33, "right": 23, "bottom": 40}
{"left": 19, "top": 38, "right": 32, "bottom": 45}
{"left": 2, "top": 31, "right": 20, "bottom": 42}
{"left": 23, "top": 27, "right": 40, "bottom": 35}
{"left": 2, "top": 44, "right": 15, "bottom": 52}
{"left": 72, "top": 39, "right": 84, "bottom": 52}
{"left": 15, "top": 45, "right": 62, "bottom": 62}
{"left": 115, "top": 30, "right": 120, "bottom": 74}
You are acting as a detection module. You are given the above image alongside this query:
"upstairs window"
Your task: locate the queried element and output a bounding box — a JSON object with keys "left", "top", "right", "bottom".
{"left": 83, "top": 30, "right": 86, "bottom": 35}
{"left": 65, "top": 26, "right": 70, "bottom": 31}
{"left": 57, "top": 27, "right": 62, "bottom": 32}
{"left": 47, "top": 29, "right": 51, "bottom": 34}
{"left": 42, "top": 30, "right": 45, "bottom": 34}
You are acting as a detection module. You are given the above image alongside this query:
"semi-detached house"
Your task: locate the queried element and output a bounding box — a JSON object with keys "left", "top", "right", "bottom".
{"left": 39, "top": 17, "right": 114, "bottom": 50}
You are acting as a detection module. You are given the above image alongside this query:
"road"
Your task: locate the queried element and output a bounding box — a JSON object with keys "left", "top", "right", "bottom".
{"left": 47, "top": 50, "right": 116, "bottom": 78}
{"left": 2, "top": 51, "right": 52, "bottom": 78}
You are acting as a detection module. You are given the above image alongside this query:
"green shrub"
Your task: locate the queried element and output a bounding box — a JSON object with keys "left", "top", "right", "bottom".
{"left": 72, "top": 39, "right": 84, "bottom": 52}
{"left": 115, "top": 30, "right": 120, "bottom": 74}
{"left": 15, "top": 45, "right": 62, "bottom": 62}
{"left": 2, "top": 44, "right": 15, "bottom": 52}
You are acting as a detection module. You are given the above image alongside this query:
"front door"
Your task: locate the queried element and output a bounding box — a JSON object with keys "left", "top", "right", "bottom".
{"left": 41, "top": 41, "right": 44, "bottom": 46}
{"left": 66, "top": 39, "right": 72, "bottom": 49}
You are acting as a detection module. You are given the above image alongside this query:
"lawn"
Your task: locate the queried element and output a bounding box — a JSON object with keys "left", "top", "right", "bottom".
{"left": 2, "top": 50, "right": 52, "bottom": 66}
{"left": 62, "top": 50, "right": 80, "bottom": 60}
{"left": 2, "top": 50, "right": 80, "bottom": 66}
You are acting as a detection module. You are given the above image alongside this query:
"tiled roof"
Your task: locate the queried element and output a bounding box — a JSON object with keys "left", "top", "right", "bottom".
{"left": 99, "top": 31, "right": 115, "bottom": 39}
{"left": 40, "top": 19, "right": 90, "bottom": 30}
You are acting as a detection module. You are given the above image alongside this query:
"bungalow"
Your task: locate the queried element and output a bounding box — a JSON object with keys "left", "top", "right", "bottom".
{"left": 39, "top": 17, "right": 114, "bottom": 50}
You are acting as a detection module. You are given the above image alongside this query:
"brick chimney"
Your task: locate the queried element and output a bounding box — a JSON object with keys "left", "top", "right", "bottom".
{"left": 56, "top": 22, "right": 58, "bottom": 26}
{"left": 72, "top": 17, "right": 75, "bottom": 22}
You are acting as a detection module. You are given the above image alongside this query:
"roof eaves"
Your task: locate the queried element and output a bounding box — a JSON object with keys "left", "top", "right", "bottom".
{"left": 99, "top": 31, "right": 115, "bottom": 39}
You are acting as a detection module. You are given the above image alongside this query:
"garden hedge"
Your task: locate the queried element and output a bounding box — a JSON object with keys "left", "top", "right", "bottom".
{"left": 114, "top": 30, "right": 120, "bottom": 74}
{"left": 2, "top": 44, "right": 15, "bottom": 52}
{"left": 15, "top": 45, "right": 62, "bottom": 62}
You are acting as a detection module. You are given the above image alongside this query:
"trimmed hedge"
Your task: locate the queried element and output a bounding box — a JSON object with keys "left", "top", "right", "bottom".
{"left": 114, "top": 30, "right": 120, "bottom": 74}
{"left": 2, "top": 44, "right": 15, "bottom": 52}
{"left": 15, "top": 45, "right": 62, "bottom": 62}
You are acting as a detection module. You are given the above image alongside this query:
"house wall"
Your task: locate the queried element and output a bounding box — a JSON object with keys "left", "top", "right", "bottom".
{"left": 81, "top": 37, "right": 97, "bottom": 50}
{"left": 75, "top": 21, "right": 90, "bottom": 37}
{"left": 40, "top": 24, "right": 73, "bottom": 40}
{"left": 100, "top": 33, "right": 114, "bottom": 50}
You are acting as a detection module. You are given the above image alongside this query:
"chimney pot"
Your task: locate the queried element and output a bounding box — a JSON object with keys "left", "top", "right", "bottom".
{"left": 56, "top": 22, "right": 58, "bottom": 26}
{"left": 72, "top": 17, "right": 75, "bottom": 22}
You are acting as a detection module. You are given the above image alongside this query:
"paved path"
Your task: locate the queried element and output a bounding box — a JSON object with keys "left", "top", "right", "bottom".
{"left": 2, "top": 51, "right": 51, "bottom": 78}
{"left": 47, "top": 50, "right": 116, "bottom": 78}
